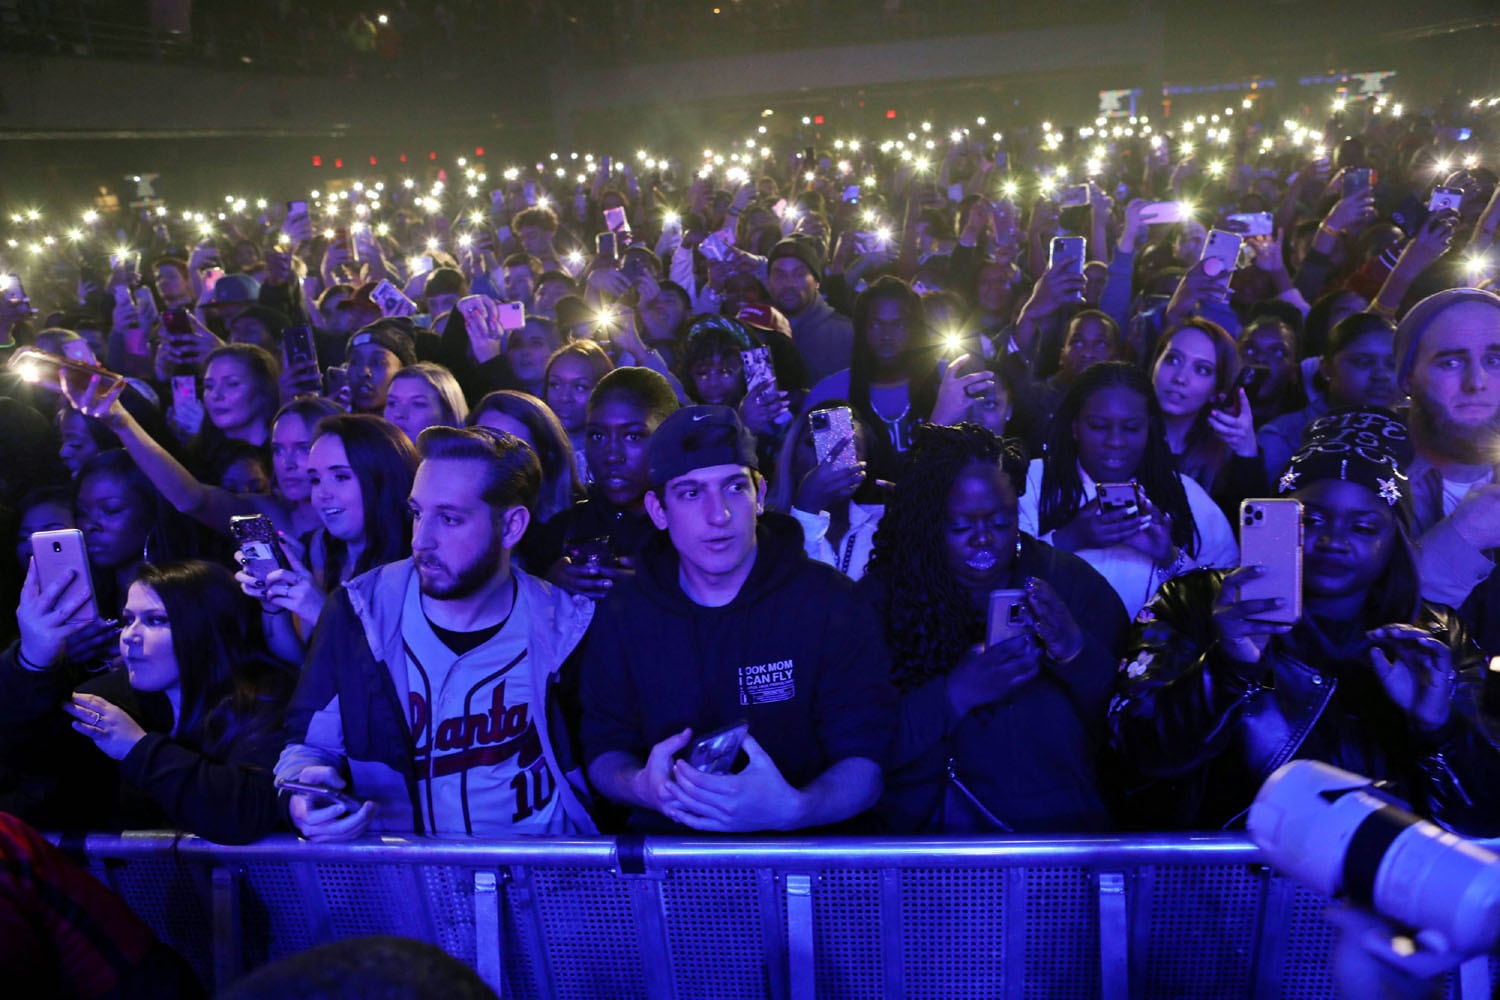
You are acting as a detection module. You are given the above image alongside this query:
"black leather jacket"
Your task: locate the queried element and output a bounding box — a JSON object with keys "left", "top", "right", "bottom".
{"left": 1106, "top": 569, "right": 1500, "bottom": 836}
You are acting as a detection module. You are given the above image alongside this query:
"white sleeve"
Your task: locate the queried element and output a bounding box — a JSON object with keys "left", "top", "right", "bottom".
{"left": 1183, "top": 477, "right": 1239, "bottom": 568}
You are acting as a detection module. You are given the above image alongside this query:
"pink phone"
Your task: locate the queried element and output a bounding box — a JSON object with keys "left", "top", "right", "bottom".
{"left": 1237, "top": 499, "right": 1303, "bottom": 625}
{"left": 31, "top": 529, "right": 98, "bottom": 624}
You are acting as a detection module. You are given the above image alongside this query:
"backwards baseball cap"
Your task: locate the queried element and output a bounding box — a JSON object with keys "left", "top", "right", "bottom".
{"left": 346, "top": 322, "right": 417, "bottom": 367}
{"left": 206, "top": 273, "right": 260, "bottom": 306}
{"left": 648, "top": 405, "right": 759, "bottom": 488}
{"left": 1278, "top": 406, "right": 1413, "bottom": 517}
{"left": 768, "top": 235, "right": 824, "bottom": 282}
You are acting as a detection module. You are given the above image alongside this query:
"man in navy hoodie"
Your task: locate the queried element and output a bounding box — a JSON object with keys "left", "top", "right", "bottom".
{"left": 580, "top": 406, "right": 896, "bottom": 832}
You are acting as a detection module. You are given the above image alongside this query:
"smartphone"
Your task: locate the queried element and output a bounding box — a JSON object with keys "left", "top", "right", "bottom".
{"left": 370, "top": 279, "right": 415, "bottom": 317}
{"left": 161, "top": 307, "right": 193, "bottom": 340}
{"left": 1212, "top": 365, "right": 1270, "bottom": 416}
{"left": 685, "top": 722, "right": 749, "bottom": 775}
{"left": 411, "top": 254, "right": 435, "bottom": 276}
{"left": 739, "top": 344, "right": 779, "bottom": 395}
{"left": 283, "top": 325, "right": 317, "bottom": 368}
{"left": 285, "top": 200, "right": 308, "bottom": 229}
{"left": 841, "top": 184, "right": 861, "bottom": 204}
{"left": 1237, "top": 499, "right": 1302, "bottom": 625}
{"left": 1097, "top": 481, "right": 1141, "bottom": 517}
{"left": 603, "top": 205, "right": 628, "bottom": 232}
{"left": 31, "top": 529, "right": 98, "bottom": 624}
{"left": 229, "top": 514, "right": 290, "bottom": 581}
{"left": 1058, "top": 184, "right": 1090, "bottom": 208}
{"left": 1226, "top": 212, "right": 1274, "bottom": 237}
{"left": 324, "top": 365, "right": 348, "bottom": 398}
{"left": 6, "top": 346, "right": 122, "bottom": 398}
{"left": 496, "top": 300, "right": 526, "bottom": 331}
{"left": 986, "top": 589, "right": 1034, "bottom": 648}
{"left": 595, "top": 231, "right": 620, "bottom": 263}
{"left": 808, "top": 406, "right": 859, "bottom": 471}
{"left": 851, "top": 231, "right": 889, "bottom": 256}
{"left": 201, "top": 266, "right": 224, "bottom": 296}
{"left": 276, "top": 779, "right": 362, "bottom": 813}
{"left": 112, "top": 284, "right": 134, "bottom": 308}
{"left": 171, "top": 374, "right": 197, "bottom": 408}
{"left": 1342, "top": 168, "right": 1375, "bottom": 196}
{"left": 1428, "top": 187, "right": 1464, "bottom": 214}
{"left": 565, "top": 535, "right": 616, "bottom": 570}
{"left": 1049, "top": 236, "right": 1086, "bottom": 276}
{"left": 1199, "top": 229, "right": 1243, "bottom": 274}
{"left": 1138, "top": 201, "right": 1190, "bottom": 225}
{"left": 108, "top": 251, "right": 140, "bottom": 273}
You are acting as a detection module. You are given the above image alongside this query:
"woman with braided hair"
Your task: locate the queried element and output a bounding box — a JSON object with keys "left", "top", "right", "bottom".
{"left": 857, "top": 423, "right": 1129, "bottom": 833}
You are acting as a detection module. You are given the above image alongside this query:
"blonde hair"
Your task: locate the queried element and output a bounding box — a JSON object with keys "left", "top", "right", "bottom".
{"left": 390, "top": 362, "right": 469, "bottom": 428}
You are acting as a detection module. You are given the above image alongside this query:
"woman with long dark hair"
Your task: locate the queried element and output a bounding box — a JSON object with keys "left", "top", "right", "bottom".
{"left": 239, "top": 414, "right": 418, "bottom": 661}
{"left": 9, "top": 560, "right": 291, "bottom": 842}
{"left": 1023, "top": 362, "right": 1238, "bottom": 618}
{"left": 1149, "top": 319, "right": 1268, "bottom": 512}
{"left": 805, "top": 276, "right": 940, "bottom": 479}
{"left": 1109, "top": 408, "right": 1500, "bottom": 836}
{"left": 859, "top": 423, "right": 1128, "bottom": 831}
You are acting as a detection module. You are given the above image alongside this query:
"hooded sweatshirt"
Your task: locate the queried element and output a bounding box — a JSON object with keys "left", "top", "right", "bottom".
{"left": 579, "top": 513, "right": 897, "bottom": 832}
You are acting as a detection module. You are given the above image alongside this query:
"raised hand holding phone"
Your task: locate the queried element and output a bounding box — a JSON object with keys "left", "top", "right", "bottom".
{"left": 16, "top": 557, "right": 95, "bottom": 668}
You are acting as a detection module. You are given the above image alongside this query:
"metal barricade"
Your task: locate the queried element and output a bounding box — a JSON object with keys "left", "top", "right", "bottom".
{"left": 54, "top": 832, "right": 1496, "bottom": 999}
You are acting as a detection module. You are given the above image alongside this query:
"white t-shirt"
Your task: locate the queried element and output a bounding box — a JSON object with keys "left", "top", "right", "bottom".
{"left": 1018, "top": 458, "right": 1239, "bottom": 619}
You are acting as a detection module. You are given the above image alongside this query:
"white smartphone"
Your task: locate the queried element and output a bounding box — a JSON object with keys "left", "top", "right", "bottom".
{"left": 1200, "top": 229, "right": 1244, "bottom": 274}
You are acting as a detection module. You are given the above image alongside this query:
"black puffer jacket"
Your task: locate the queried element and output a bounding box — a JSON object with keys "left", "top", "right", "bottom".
{"left": 1107, "top": 569, "right": 1500, "bottom": 837}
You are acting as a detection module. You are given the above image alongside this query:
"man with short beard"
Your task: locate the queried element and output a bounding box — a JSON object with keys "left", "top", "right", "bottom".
{"left": 1396, "top": 288, "right": 1500, "bottom": 653}
{"left": 277, "top": 427, "right": 598, "bottom": 839}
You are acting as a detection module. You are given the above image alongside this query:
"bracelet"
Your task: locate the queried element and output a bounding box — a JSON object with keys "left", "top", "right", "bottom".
{"left": 1159, "top": 547, "right": 1192, "bottom": 578}
{"left": 16, "top": 646, "right": 47, "bottom": 671}
{"left": 1319, "top": 224, "right": 1344, "bottom": 238}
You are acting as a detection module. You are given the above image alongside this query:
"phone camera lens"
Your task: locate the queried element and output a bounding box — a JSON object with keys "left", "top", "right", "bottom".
{"left": 52, "top": 541, "right": 62, "bottom": 552}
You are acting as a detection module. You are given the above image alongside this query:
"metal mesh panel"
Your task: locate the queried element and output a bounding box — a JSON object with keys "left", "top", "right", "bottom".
{"left": 1024, "top": 867, "right": 1099, "bottom": 1000}
{"left": 526, "top": 866, "right": 644, "bottom": 999}
{"left": 421, "top": 865, "right": 478, "bottom": 966}
{"left": 812, "top": 869, "right": 883, "bottom": 998}
{"left": 1142, "top": 864, "right": 1261, "bottom": 1000}
{"left": 1277, "top": 881, "right": 1339, "bottom": 999}
{"left": 660, "top": 868, "right": 768, "bottom": 1000}
{"left": 239, "top": 862, "right": 318, "bottom": 966}
{"left": 104, "top": 857, "right": 214, "bottom": 987}
{"left": 314, "top": 862, "right": 431, "bottom": 940}
{"left": 899, "top": 868, "right": 1007, "bottom": 1000}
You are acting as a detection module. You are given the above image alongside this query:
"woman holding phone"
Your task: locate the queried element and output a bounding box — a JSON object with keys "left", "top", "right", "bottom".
{"left": 1109, "top": 408, "right": 1500, "bottom": 836}
{"left": 1020, "top": 362, "right": 1238, "bottom": 619}
{"left": 1149, "top": 320, "right": 1269, "bottom": 514}
{"left": 768, "top": 402, "right": 882, "bottom": 581}
{"left": 7, "top": 559, "right": 290, "bottom": 842}
{"left": 859, "top": 423, "right": 1128, "bottom": 832}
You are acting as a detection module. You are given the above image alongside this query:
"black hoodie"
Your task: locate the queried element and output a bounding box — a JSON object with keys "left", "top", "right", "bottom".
{"left": 579, "top": 513, "right": 897, "bottom": 832}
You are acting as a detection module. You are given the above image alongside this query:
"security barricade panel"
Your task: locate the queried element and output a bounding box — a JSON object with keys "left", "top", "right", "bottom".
{"left": 48, "top": 833, "right": 1497, "bottom": 1000}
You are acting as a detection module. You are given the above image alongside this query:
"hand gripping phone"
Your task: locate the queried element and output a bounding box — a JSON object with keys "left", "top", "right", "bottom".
{"left": 1199, "top": 229, "right": 1243, "bottom": 275}
{"left": 229, "top": 514, "right": 290, "bottom": 581}
{"left": 685, "top": 722, "right": 749, "bottom": 775}
{"left": 809, "top": 406, "right": 859, "bottom": 471}
{"left": 986, "top": 589, "right": 1034, "bottom": 648}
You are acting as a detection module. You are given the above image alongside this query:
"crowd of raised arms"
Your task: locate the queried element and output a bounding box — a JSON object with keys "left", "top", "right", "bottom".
{"left": 0, "top": 87, "right": 1498, "bottom": 846}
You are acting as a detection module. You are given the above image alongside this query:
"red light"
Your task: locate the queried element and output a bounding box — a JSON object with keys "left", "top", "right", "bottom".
{"left": 474, "top": 147, "right": 485, "bottom": 157}
{"left": 369, "top": 156, "right": 378, "bottom": 166}
{"left": 813, "top": 115, "right": 825, "bottom": 125}
{"left": 886, "top": 109, "right": 897, "bottom": 119}
{"left": 334, "top": 158, "right": 343, "bottom": 169}
{"left": 429, "top": 152, "right": 437, "bottom": 161}
{"left": 312, "top": 155, "right": 322, "bottom": 167}
{"left": 399, "top": 153, "right": 407, "bottom": 163}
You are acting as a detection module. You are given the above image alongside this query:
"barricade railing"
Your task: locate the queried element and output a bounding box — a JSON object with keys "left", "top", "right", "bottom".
{"left": 51, "top": 831, "right": 1496, "bottom": 1000}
